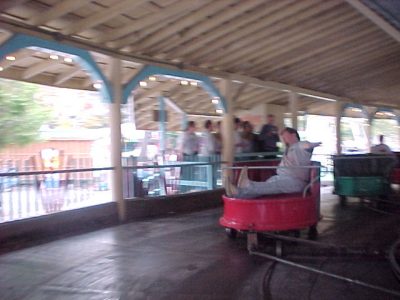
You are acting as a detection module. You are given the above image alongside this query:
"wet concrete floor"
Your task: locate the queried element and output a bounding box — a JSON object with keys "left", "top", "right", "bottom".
{"left": 0, "top": 188, "right": 400, "bottom": 299}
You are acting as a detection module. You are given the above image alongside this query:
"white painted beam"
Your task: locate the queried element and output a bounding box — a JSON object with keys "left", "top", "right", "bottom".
{"left": 346, "top": 0, "right": 400, "bottom": 43}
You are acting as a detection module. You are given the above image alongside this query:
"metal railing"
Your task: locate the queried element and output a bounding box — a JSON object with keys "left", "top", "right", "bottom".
{"left": 0, "top": 152, "right": 336, "bottom": 223}
{"left": 122, "top": 160, "right": 223, "bottom": 198}
{"left": 0, "top": 167, "right": 113, "bottom": 222}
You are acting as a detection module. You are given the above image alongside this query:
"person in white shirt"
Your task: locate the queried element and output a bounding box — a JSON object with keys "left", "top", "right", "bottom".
{"left": 200, "top": 120, "right": 216, "bottom": 157}
{"left": 225, "top": 127, "right": 321, "bottom": 198}
{"left": 179, "top": 121, "right": 199, "bottom": 158}
{"left": 371, "top": 135, "right": 393, "bottom": 155}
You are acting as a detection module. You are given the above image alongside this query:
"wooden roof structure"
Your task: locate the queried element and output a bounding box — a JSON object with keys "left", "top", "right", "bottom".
{"left": 0, "top": 0, "right": 399, "bottom": 130}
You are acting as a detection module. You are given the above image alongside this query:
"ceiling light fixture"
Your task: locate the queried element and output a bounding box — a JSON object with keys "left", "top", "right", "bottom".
{"left": 139, "top": 81, "right": 147, "bottom": 87}
{"left": 149, "top": 76, "right": 157, "bottom": 81}
{"left": 180, "top": 80, "right": 189, "bottom": 85}
{"left": 64, "top": 57, "right": 73, "bottom": 63}
{"left": 50, "top": 54, "right": 59, "bottom": 60}
{"left": 93, "top": 83, "right": 102, "bottom": 89}
{"left": 5, "top": 55, "right": 15, "bottom": 61}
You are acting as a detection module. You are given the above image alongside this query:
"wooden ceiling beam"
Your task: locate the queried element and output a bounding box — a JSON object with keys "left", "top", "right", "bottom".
{"left": 172, "top": 0, "right": 293, "bottom": 58}
{"left": 22, "top": 59, "right": 57, "bottom": 79}
{"left": 214, "top": 5, "right": 355, "bottom": 69}
{"left": 54, "top": 66, "right": 82, "bottom": 85}
{"left": 98, "top": 1, "right": 198, "bottom": 44}
{"left": 258, "top": 26, "right": 378, "bottom": 78}
{"left": 284, "top": 35, "right": 392, "bottom": 82}
{"left": 134, "top": 81, "right": 177, "bottom": 102}
{"left": 0, "top": 0, "right": 29, "bottom": 11}
{"left": 0, "top": 48, "right": 34, "bottom": 70}
{"left": 29, "top": 0, "right": 93, "bottom": 26}
{"left": 130, "top": 0, "right": 233, "bottom": 52}
{"left": 346, "top": 0, "right": 400, "bottom": 43}
{"left": 61, "top": 0, "right": 150, "bottom": 36}
{"left": 189, "top": 0, "right": 319, "bottom": 63}
{"left": 225, "top": 8, "right": 358, "bottom": 71}
{"left": 153, "top": 0, "right": 265, "bottom": 54}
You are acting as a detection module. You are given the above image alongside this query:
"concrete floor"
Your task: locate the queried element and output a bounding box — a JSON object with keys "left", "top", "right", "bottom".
{"left": 0, "top": 188, "right": 400, "bottom": 299}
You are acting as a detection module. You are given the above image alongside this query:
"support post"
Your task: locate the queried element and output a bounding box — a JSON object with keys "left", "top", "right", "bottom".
{"left": 366, "top": 113, "right": 372, "bottom": 151}
{"left": 335, "top": 102, "right": 343, "bottom": 155}
{"left": 220, "top": 79, "right": 234, "bottom": 180}
{"left": 289, "top": 92, "right": 298, "bottom": 129}
{"left": 110, "top": 58, "right": 125, "bottom": 222}
{"left": 158, "top": 95, "right": 166, "bottom": 156}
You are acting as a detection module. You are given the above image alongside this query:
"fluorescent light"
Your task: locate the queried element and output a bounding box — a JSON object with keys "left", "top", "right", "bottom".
{"left": 0, "top": 67, "right": 3, "bottom": 71}
{"left": 5, "top": 55, "right": 15, "bottom": 61}
{"left": 149, "top": 76, "right": 157, "bottom": 81}
{"left": 93, "top": 83, "right": 102, "bottom": 89}
{"left": 216, "top": 109, "right": 223, "bottom": 114}
{"left": 190, "top": 81, "right": 198, "bottom": 86}
{"left": 139, "top": 81, "right": 147, "bottom": 87}
{"left": 212, "top": 98, "right": 219, "bottom": 104}
{"left": 64, "top": 57, "right": 73, "bottom": 63}
{"left": 180, "top": 80, "right": 189, "bottom": 85}
{"left": 50, "top": 54, "right": 59, "bottom": 60}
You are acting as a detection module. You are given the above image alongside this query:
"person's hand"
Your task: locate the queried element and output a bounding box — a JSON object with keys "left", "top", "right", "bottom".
{"left": 311, "top": 142, "right": 322, "bottom": 148}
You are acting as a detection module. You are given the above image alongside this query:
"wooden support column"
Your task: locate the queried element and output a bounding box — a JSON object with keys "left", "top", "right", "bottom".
{"left": 366, "top": 113, "right": 372, "bottom": 151}
{"left": 110, "top": 58, "right": 125, "bottom": 222}
{"left": 158, "top": 95, "right": 166, "bottom": 155}
{"left": 335, "top": 101, "right": 343, "bottom": 155}
{"left": 289, "top": 92, "right": 298, "bottom": 129}
{"left": 220, "top": 79, "right": 234, "bottom": 173}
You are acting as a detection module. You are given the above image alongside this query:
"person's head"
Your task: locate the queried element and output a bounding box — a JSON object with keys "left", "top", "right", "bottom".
{"left": 379, "top": 134, "right": 384, "bottom": 144}
{"left": 215, "top": 121, "right": 221, "bottom": 132}
{"left": 186, "top": 121, "right": 196, "bottom": 132}
{"left": 204, "top": 120, "right": 213, "bottom": 131}
{"left": 234, "top": 117, "right": 241, "bottom": 130}
{"left": 242, "top": 121, "right": 253, "bottom": 133}
{"left": 267, "top": 114, "right": 275, "bottom": 124}
{"left": 280, "top": 127, "right": 300, "bottom": 146}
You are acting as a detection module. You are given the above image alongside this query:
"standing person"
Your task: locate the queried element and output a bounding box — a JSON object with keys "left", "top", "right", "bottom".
{"left": 371, "top": 135, "right": 393, "bottom": 155}
{"left": 179, "top": 121, "right": 199, "bottom": 160}
{"left": 225, "top": 127, "right": 321, "bottom": 198}
{"left": 199, "top": 120, "right": 216, "bottom": 157}
{"left": 259, "top": 114, "right": 280, "bottom": 155}
{"left": 241, "top": 121, "right": 258, "bottom": 153}
{"left": 179, "top": 121, "right": 199, "bottom": 192}
{"left": 213, "top": 121, "right": 223, "bottom": 155}
{"left": 234, "top": 117, "right": 243, "bottom": 154}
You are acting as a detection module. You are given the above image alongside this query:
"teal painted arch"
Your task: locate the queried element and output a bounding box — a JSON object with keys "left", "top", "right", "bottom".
{"left": 122, "top": 65, "right": 227, "bottom": 112}
{"left": 0, "top": 33, "right": 112, "bottom": 102}
{"left": 372, "top": 107, "right": 400, "bottom": 125}
{"left": 341, "top": 103, "right": 369, "bottom": 118}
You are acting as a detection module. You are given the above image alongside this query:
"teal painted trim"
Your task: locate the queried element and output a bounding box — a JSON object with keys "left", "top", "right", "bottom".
{"left": 342, "top": 103, "right": 368, "bottom": 118}
{"left": 0, "top": 34, "right": 112, "bottom": 102}
{"left": 123, "top": 65, "right": 227, "bottom": 111}
{"left": 373, "top": 107, "right": 399, "bottom": 125}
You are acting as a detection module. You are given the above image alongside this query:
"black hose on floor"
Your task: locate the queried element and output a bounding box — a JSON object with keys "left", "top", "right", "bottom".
{"left": 389, "top": 238, "right": 400, "bottom": 282}
{"left": 250, "top": 250, "right": 400, "bottom": 298}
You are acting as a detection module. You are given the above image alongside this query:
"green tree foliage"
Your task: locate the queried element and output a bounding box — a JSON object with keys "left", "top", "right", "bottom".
{"left": 0, "top": 79, "right": 50, "bottom": 150}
